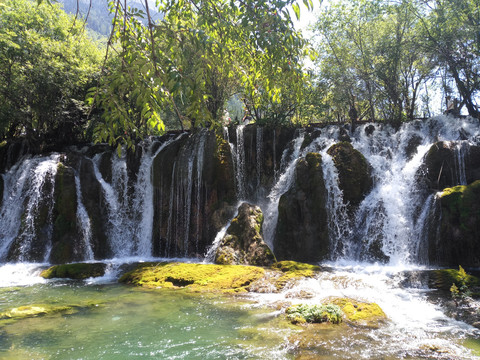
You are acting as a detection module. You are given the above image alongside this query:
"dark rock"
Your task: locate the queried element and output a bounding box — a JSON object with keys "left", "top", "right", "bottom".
{"left": 432, "top": 181, "right": 480, "bottom": 267}
{"left": 49, "top": 163, "right": 82, "bottom": 264}
{"left": 365, "top": 124, "right": 375, "bottom": 136}
{"left": 215, "top": 203, "right": 275, "bottom": 266}
{"left": 327, "top": 142, "right": 373, "bottom": 207}
{"left": 339, "top": 127, "right": 351, "bottom": 142}
{"left": 0, "top": 174, "right": 3, "bottom": 209}
{"left": 78, "top": 156, "right": 110, "bottom": 259}
{"left": 421, "top": 141, "right": 480, "bottom": 190}
{"left": 274, "top": 152, "right": 329, "bottom": 262}
{"left": 404, "top": 134, "right": 423, "bottom": 160}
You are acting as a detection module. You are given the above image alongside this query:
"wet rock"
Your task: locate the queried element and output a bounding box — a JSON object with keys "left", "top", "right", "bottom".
{"left": 365, "top": 124, "right": 375, "bottom": 136}
{"left": 49, "top": 163, "right": 82, "bottom": 264}
{"left": 0, "top": 174, "right": 3, "bottom": 209}
{"left": 339, "top": 127, "right": 351, "bottom": 142}
{"left": 40, "top": 262, "right": 107, "bottom": 279}
{"left": 421, "top": 141, "right": 480, "bottom": 190}
{"left": 433, "top": 181, "right": 480, "bottom": 267}
{"left": 78, "top": 156, "right": 110, "bottom": 259}
{"left": 274, "top": 152, "right": 329, "bottom": 262}
{"left": 331, "top": 298, "right": 387, "bottom": 328}
{"left": 327, "top": 142, "right": 373, "bottom": 207}
{"left": 119, "top": 262, "right": 266, "bottom": 293}
{"left": 215, "top": 203, "right": 275, "bottom": 266}
{"left": 404, "top": 134, "right": 423, "bottom": 160}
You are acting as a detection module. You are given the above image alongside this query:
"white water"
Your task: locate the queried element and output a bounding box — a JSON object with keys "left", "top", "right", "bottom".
{"left": 74, "top": 172, "right": 94, "bottom": 260}
{"left": 262, "top": 130, "right": 305, "bottom": 249}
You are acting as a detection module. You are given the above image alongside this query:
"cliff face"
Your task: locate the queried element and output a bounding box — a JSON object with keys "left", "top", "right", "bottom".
{"left": 1, "top": 119, "right": 480, "bottom": 267}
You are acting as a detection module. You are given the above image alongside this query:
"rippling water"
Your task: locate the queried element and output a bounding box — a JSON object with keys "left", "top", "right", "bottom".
{"left": 0, "top": 262, "right": 479, "bottom": 360}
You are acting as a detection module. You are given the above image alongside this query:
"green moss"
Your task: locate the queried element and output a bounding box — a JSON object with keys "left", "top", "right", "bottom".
{"left": 331, "top": 298, "right": 386, "bottom": 327}
{"left": 430, "top": 268, "right": 480, "bottom": 291}
{"left": 271, "top": 261, "right": 321, "bottom": 290}
{"left": 0, "top": 140, "right": 6, "bottom": 148}
{"left": 286, "top": 303, "right": 343, "bottom": 324}
{"left": 119, "top": 262, "right": 266, "bottom": 293}
{"left": 40, "top": 263, "right": 106, "bottom": 280}
{"left": 0, "top": 304, "right": 74, "bottom": 320}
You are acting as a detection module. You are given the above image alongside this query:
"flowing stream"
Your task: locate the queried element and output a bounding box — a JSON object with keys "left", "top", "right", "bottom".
{"left": 0, "top": 116, "right": 480, "bottom": 358}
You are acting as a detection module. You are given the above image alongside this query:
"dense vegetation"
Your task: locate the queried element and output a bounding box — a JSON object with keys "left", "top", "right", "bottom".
{"left": 1, "top": 0, "right": 478, "bottom": 150}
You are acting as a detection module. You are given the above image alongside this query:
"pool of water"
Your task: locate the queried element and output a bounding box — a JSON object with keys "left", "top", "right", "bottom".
{"left": 0, "top": 263, "right": 479, "bottom": 360}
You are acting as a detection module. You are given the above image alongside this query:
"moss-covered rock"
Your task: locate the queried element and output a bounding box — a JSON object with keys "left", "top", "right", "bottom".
{"left": 434, "top": 181, "right": 480, "bottom": 267}
{"left": 274, "top": 152, "right": 329, "bottom": 262}
{"left": 286, "top": 303, "right": 343, "bottom": 324}
{"left": 327, "top": 142, "right": 373, "bottom": 207}
{"left": 40, "top": 262, "right": 107, "bottom": 279}
{"left": 272, "top": 261, "right": 321, "bottom": 290}
{"left": 119, "top": 262, "right": 266, "bottom": 293}
{"left": 0, "top": 304, "right": 74, "bottom": 320}
{"left": 215, "top": 203, "right": 276, "bottom": 266}
{"left": 331, "top": 298, "right": 387, "bottom": 327}
{"left": 428, "top": 268, "right": 480, "bottom": 292}
{"left": 49, "top": 162, "right": 81, "bottom": 264}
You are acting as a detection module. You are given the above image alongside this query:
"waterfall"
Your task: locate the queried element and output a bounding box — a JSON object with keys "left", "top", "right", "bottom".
{"left": 234, "top": 125, "right": 246, "bottom": 200}
{"left": 74, "top": 172, "right": 94, "bottom": 260}
{"left": 262, "top": 131, "right": 305, "bottom": 248}
{"left": 0, "top": 155, "right": 59, "bottom": 262}
{"left": 256, "top": 126, "right": 263, "bottom": 199}
{"left": 453, "top": 140, "right": 469, "bottom": 185}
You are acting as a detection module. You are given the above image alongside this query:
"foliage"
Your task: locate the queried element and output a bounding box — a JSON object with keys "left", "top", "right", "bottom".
{"left": 286, "top": 303, "right": 343, "bottom": 324}
{"left": 313, "top": 0, "right": 435, "bottom": 124}
{"left": 88, "top": 0, "right": 314, "bottom": 149}
{"left": 450, "top": 265, "right": 471, "bottom": 305}
{"left": 0, "top": 0, "right": 103, "bottom": 146}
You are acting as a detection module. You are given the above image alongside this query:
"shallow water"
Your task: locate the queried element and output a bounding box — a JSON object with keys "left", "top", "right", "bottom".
{"left": 0, "top": 263, "right": 479, "bottom": 360}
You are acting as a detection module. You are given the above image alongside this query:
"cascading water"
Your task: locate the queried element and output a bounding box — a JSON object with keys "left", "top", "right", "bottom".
{"left": 262, "top": 130, "right": 305, "bottom": 248}
{"left": 234, "top": 125, "right": 247, "bottom": 200}
{"left": 74, "top": 172, "right": 94, "bottom": 260}
{"left": 0, "top": 155, "right": 59, "bottom": 262}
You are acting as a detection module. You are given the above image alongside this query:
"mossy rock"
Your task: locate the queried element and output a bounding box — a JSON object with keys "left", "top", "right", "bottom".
{"left": 272, "top": 261, "right": 321, "bottom": 290}
{"left": 0, "top": 304, "right": 74, "bottom": 320}
{"left": 331, "top": 298, "right": 387, "bottom": 327}
{"left": 286, "top": 303, "right": 343, "bottom": 325}
{"left": 119, "top": 262, "right": 266, "bottom": 293}
{"left": 327, "top": 142, "right": 373, "bottom": 207}
{"left": 40, "top": 263, "right": 107, "bottom": 280}
{"left": 428, "top": 268, "right": 480, "bottom": 292}
{"left": 435, "top": 180, "right": 480, "bottom": 266}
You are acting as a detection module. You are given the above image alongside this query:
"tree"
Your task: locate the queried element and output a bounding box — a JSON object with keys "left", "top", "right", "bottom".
{"left": 89, "top": 0, "right": 314, "bottom": 150}
{"left": 0, "top": 0, "right": 103, "bottom": 146}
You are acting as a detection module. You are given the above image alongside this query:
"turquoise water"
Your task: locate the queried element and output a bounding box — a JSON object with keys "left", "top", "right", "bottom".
{"left": 0, "top": 281, "right": 289, "bottom": 359}
{"left": 1, "top": 263, "right": 479, "bottom": 360}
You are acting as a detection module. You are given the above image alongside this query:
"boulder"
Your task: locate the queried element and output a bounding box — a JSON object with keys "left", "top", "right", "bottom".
{"left": 421, "top": 141, "right": 480, "bottom": 190}
{"left": 40, "top": 262, "right": 107, "bottom": 279}
{"left": 432, "top": 181, "right": 480, "bottom": 267}
{"left": 49, "top": 163, "right": 82, "bottom": 264}
{"left": 274, "top": 152, "right": 329, "bottom": 262}
{"left": 215, "top": 203, "right": 275, "bottom": 266}
{"left": 327, "top": 142, "right": 373, "bottom": 207}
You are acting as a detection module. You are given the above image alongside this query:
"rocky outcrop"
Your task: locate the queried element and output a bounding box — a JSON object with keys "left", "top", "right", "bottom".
{"left": 433, "top": 181, "right": 480, "bottom": 267}
{"left": 327, "top": 142, "right": 373, "bottom": 207}
{"left": 49, "top": 163, "right": 81, "bottom": 264}
{"left": 421, "top": 141, "right": 480, "bottom": 190}
{"left": 215, "top": 203, "right": 275, "bottom": 266}
{"left": 152, "top": 131, "right": 236, "bottom": 257}
{"left": 274, "top": 152, "right": 329, "bottom": 262}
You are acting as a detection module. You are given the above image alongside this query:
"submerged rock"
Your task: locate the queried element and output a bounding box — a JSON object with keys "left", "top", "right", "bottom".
{"left": 274, "top": 152, "right": 329, "bottom": 262}
{"left": 215, "top": 203, "right": 275, "bottom": 266}
{"left": 40, "top": 262, "right": 107, "bottom": 279}
{"left": 327, "top": 142, "right": 373, "bottom": 207}
{"left": 0, "top": 304, "right": 74, "bottom": 320}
